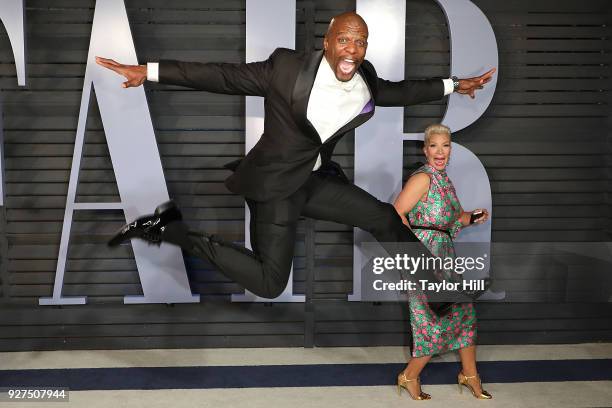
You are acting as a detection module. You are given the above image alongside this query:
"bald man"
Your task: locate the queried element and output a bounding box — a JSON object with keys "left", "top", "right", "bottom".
{"left": 98, "top": 12, "right": 494, "bottom": 299}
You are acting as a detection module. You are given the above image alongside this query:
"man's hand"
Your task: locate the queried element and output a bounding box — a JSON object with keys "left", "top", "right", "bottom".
{"left": 95, "top": 56, "right": 147, "bottom": 88}
{"left": 456, "top": 68, "right": 496, "bottom": 99}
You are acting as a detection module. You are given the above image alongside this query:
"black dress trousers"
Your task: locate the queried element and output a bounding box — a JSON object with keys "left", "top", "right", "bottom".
{"left": 162, "top": 171, "right": 424, "bottom": 299}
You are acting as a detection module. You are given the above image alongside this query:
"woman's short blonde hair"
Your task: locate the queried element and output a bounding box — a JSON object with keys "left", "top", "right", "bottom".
{"left": 423, "top": 123, "right": 451, "bottom": 145}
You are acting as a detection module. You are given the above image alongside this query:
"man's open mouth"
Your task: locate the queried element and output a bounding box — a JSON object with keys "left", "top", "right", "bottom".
{"left": 338, "top": 58, "right": 356, "bottom": 75}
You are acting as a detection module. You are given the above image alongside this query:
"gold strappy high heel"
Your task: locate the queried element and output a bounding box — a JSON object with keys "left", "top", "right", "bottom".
{"left": 397, "top": 373, "right": 431, "bottom": 400}
{"left": 457, "top": 372, "right": 492, "bottom": 399}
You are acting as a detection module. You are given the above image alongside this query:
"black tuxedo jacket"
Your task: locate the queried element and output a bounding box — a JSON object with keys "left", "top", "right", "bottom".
{"left": 159, "top": 48, "right": 444, "bottom": 202}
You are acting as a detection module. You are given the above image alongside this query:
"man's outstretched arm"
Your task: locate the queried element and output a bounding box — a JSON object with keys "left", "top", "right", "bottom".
{"left": 95, "top": 49, "right": 283, "bottom": 96}
{"left": 156, "top": 58, "right": 273, "bottom": 96}
{"left": 375, "top": 67, "right": 496, "bottom": 106}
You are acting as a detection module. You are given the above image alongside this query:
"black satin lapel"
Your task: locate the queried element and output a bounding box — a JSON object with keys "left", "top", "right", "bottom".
{"left": 291, "top": 50, "right": 324, "bottom": 141}
{"left": 359, "top": 63, "right": 377, "bottom": 105}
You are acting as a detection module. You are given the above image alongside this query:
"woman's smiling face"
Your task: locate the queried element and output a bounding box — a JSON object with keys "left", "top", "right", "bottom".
{"left": 423, "top": 132, "right": 451, "bottom": 171}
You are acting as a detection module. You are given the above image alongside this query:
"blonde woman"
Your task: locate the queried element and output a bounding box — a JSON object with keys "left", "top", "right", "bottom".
{"left": 393, "top": 124, "right": 491, "bottom": 401}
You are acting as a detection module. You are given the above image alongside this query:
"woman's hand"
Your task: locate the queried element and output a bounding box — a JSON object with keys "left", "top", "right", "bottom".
{"left": 470, "top": 209, "right": 489, "bottom": 225}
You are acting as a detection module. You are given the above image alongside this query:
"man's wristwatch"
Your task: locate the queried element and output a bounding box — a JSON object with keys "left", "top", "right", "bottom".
{"left": 451, "top": 76, "right": 460, "bottom": 92}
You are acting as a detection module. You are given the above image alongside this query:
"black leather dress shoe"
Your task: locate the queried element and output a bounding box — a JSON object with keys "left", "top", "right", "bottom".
{"left": 108, "top": 200, "right": 183, "bottom": 247}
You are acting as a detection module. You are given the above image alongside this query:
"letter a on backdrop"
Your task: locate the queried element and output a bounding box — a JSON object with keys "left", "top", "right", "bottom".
{"left": 40, "top": 0, "right": 198, "bottom": 305}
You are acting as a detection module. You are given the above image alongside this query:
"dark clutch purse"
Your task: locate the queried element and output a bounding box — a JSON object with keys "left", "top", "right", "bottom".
{"left": 428, "top": 279, "right": 491, "bottom": 319}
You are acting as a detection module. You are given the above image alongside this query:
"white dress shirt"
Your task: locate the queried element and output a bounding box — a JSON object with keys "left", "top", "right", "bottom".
{"left": 306, "top": 57, "right": 370, "bottom": 170}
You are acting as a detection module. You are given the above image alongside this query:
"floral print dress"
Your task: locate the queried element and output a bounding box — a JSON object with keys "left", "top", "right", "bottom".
{"left": 405, "top": 164, "right": 477, "bottom": 358}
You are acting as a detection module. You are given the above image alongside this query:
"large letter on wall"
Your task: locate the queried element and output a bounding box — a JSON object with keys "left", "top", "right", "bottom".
{"left": 232, "top": 0, "right": 304, "bottom": 302}
{"left": 0, "top": 0, "right": 26, "bottom": 206}
{"left": 350, "top": 0, "right": 498, "bottom": 300}
{"left": 39, "top": 0, "right": 199, "bottom": 305}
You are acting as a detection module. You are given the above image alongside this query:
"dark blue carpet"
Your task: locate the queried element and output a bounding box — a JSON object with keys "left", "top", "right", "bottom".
{"left": 0, "top": 359, "right": 610, "bottom": 390}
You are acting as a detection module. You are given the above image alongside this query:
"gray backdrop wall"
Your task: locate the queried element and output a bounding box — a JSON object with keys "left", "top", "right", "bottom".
{"left": 0, "top": 0, "right": 610, "bottom": 351}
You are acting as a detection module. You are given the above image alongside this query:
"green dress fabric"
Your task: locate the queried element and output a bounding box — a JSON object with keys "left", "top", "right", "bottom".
{"left": 406, "top": 163, "right": 477, "bottom": 358}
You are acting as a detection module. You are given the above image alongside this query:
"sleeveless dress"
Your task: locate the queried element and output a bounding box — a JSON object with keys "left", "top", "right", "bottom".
{"left": 406, "top": 164, "right": 477, "bottom": 358}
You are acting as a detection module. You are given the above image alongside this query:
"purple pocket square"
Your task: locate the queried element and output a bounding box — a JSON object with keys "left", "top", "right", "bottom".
{"left": 360, "top": 99, "right": 374, "bottom": 114}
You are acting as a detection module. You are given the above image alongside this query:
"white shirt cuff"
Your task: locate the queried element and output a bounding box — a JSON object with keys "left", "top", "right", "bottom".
{"left": 442, "top": 78, "right": 454, "bottom": 96}
{"left": 147, "top": 62, "right": 159, "bottom": 82}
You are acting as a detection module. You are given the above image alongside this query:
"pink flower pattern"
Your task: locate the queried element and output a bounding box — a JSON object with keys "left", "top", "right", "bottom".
{"left": 406, "top": 164, "right": 477, "bottom": 358}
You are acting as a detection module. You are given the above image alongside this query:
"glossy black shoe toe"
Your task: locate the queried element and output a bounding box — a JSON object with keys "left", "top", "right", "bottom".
{"left": 108, "top": 200, "right": 183, "bottom": 247}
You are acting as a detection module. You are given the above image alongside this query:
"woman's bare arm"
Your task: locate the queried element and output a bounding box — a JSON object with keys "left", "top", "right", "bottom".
{"left": 393, "top": 173, "right": 430, "bottom": 227}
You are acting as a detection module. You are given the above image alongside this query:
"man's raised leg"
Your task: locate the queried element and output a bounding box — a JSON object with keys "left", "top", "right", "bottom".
{"left": 302, "top": 173, "right": 421, "bottom": 245}
{"left": 162, "top": 191, "right": 307, "bottom": 299}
